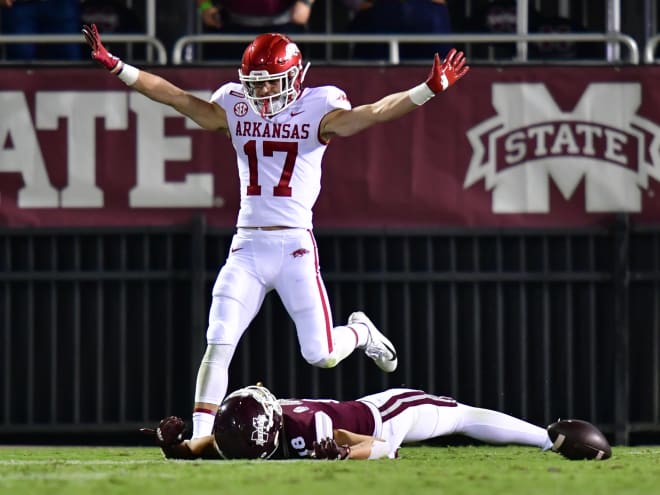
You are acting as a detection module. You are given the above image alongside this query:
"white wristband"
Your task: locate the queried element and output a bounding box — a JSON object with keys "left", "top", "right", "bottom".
{"left": 408, "top": 82, "right": 435, "bottom": 106}
{"left": 116, "top": 63, "right": 140, "bottom": 86}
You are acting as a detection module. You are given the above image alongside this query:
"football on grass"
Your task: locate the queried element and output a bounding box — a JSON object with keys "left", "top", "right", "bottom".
{"left": 547, "top": 419, "right": 612, "bottom": 460}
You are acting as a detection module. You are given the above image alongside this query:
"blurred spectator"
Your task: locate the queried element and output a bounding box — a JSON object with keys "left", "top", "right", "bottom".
{"left": 80, "top": 0, "right": 143, "bottom": 60}
{"left": 0, "top": 0, "right": 82, "bottom": 61}
{"left": 530, "top": 12, "right": 603, "bottom": 60}
{"left": 466, "top": 0, "right": 602, "bottom": 61}
{"left": 195, "top": 0, "right": 316, "bottom": 59}
{"left": 347, "top": 0, "right": 452, "bottom": 62}
{"left": 80, "top": 0, "right": 142, "bottom": 34}
{"left": 464, "top": 0, "right": 521, "bottom": 59}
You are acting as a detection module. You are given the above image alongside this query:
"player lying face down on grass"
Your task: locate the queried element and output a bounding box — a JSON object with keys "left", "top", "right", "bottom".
{"left": 142, "top": 385, "right": 611, "bottom": 460}
{"left": 82, "top": 23, "right": 469, "bottom": 443}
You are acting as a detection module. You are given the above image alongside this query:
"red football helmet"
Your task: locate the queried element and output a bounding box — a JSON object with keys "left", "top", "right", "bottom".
{"left": 239, "top": 33, "right": 310, "bottom": 117}
{"left": 213, "top": 385, "right": 283, "bottom": 459}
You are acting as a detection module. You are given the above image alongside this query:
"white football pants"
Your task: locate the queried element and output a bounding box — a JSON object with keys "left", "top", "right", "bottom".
{"left": 206, "top": 227, "right": 346, "bottom": 362}
{"left": 359, "top": 388, "right": 552, "bottom": 458}
{"left": 194, "top": 228, "right": 366, "bottom": 435}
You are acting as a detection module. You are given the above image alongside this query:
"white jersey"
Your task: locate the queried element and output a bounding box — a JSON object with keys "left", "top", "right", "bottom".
{"left": 211, "top": 83, "right": 352, "bottom": 229}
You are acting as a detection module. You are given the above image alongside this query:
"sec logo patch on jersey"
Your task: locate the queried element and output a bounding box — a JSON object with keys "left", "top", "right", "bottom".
{"left": 234, "top": 102, "right": 249, "bottom": 117}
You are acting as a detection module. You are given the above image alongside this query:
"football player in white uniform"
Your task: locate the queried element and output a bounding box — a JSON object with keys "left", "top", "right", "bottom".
{"left": 83, "top": 25, "right": 470, "bottom": 439}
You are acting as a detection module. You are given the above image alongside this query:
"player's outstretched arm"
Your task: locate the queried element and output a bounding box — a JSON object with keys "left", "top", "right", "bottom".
{"left": 81, "top": 24, "right": 228, "bottom": 132}
{"left": 321, "top": 49, "right": 469, "bottom": 139}
{"left": 162, "top": 436, "right": 221, "bottom": 460}
{"left": 140, "top": 416, "right": 222, "bottom": 460}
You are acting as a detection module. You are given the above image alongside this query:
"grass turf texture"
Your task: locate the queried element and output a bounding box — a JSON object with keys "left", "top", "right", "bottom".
{"left": 1, "top": 445, "right": 659, "bottom": 495}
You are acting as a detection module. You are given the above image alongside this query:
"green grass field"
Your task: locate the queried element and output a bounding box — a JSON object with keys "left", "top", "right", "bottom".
{"left": 1, "top": 444, "right": 659, "bottom": 495}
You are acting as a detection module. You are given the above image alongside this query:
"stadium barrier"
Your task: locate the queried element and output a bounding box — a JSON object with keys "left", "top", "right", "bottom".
{"left": 0, "top": 32, "right": 642, "bottom": 66}
{"left": 1, "top": 217, "right": 659, "bottom": 446}
{"left": 171, "top": 32, "right": 640, "bottom": 65}
{"left": 0, "top": 34, "right": 168, "bottom": 65}
{"left": 1, "top": 60, "right": 659, "bottom": 446}
{"left": 645, "top": 34, "right": 660, "bottom": 64}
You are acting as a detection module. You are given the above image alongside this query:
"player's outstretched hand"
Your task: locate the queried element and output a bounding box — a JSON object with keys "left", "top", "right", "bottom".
{"left": 81, "top": 23, "right": 121, "bottom": 73}
{"left": 140, "top": 415, "right": 187, "bottom": 447}
{"left": 425, "top": 48, "right": 470, "bottom": 93}
{"left": 311, "top": 437, "right": 351, "bottom": 460}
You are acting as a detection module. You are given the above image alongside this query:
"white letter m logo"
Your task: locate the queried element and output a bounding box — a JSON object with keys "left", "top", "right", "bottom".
{"left": 464, "top": 83, "right": 660, "bottom": 213}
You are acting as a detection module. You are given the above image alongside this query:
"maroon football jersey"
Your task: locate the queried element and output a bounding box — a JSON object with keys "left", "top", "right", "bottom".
{"left": 278, "top": 399, "right": 375, "bottom": 458}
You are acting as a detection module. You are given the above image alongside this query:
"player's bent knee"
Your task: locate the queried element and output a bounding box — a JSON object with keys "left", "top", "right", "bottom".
{"left": 301, "top": 346, "right": 335, "bottom": 368}
{"left": 310, "top": 356, "right": 339, "bottom": 368}
{"left": 206, "top": 319, "right": 238, "bottom": 344}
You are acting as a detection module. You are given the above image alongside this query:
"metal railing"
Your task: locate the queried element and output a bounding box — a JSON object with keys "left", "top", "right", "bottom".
{"left": 0, "top": 32, "right": 643, "bottom": 66}
{"left": 172, "top": 32, "right": 640, "bottom": 65}
{"left": 644, "top": 34, "right": 660, "bottom": 63}
{"left": 1, "top": 220, "right": 659, "bottom": 445}
{"left": 0, "top": 34, "right": 168, "bottom": 65}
